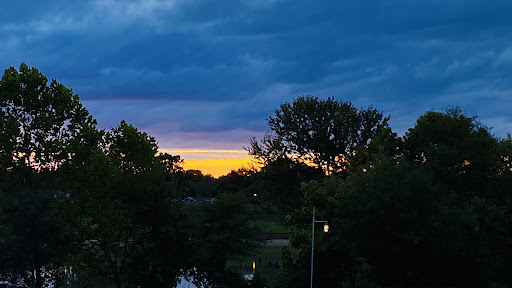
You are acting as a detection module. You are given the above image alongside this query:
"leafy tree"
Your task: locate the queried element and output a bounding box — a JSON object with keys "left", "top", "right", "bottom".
{"left": 495, "top": 134, "right": 512, "bottom": 206}
{"left": 335, "top": 157, "right": 512, "bottom": 286}
{"left": 403, "top": 108, "right": 500, "bottom": 200}
{"left": 180, "top": 169, "right": 218, "bottom": 198}
{"left": 216, "top": 170, "right": 253, "bottom": 195}
{"left": 249, "top": 96, "right": 389, "bottom": 174}
{"left": 0, "top": 193, "right": 5, "bottom": 238}
{"left": 1, "top": 63, "right": 274, "bottom": 288}
{"left": 0, "top": 171, "right": 64, "bottom": 288}
{"left": 105, "top": 120, "right": 158, "bottom": 173}
{"left": 0, "top": 107, "right": 17, "bottom": 173}
{"left": 276, "top": 176, "right": 340, "bottom": 288}
{"left": 350, "top": 126, "right": 401, "bottom": 170}
{"left": 336, "top": 160, "right": 458, "bottom": 286}
{"left": 57, "top": 150, "right": 131, "bottom": 288}
{"left": 0, "top": 63, "right": 98, "bottom": 170}
{"left": 401, "top": 109, "right": 512, "bottom": 284}
{"left": 187, "top": 193, "right": 264, "bottom": 287}
{"left": 247, "top": 133, "right": 288, "bottom": 165}
{"left": 281, "top": 159, "right": 509, "bottom": 287}
{"left": 159, "top": 153, "right": 184, "bottom": 174}
{"left": 251, "top": 158, "right": 323, "bottom": 211}
{"left": 0, "top": 63, "right": 99, "bottom": 288}
{"left": 279, "top": 109, "right": 512, "bottom": 287}
{"left": 59, "top": 121, "right": 189, "bottom": 288}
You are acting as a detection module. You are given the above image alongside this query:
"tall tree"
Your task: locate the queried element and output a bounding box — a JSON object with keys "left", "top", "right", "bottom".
{"left": 0, "top": 63, "right": 99, "bottom": 288}
{"left": 105, "top": 120, "right": 158, "bottom": 173}
{"left": 0, "top": 63, "right": 98, "bottom": 170}
{"left": 186, "top": 193, "right": 264, "bottom": 287}
{"left": 279, "top": 109, "right": 512, "bottom": 287}
{"left": 403, "top": 108, "right": 500, "bottom": 200}
{"left": 402, "top": 108, "right": 512, "bottom": 284}
{"left": 249, "top": 96, "right": 389, "bottom": 174}
{"left": 60, "top": 121, "right": 189, "bottom": 288}
{"left": 250, "top": 158, "right": 324, "bottom": 211}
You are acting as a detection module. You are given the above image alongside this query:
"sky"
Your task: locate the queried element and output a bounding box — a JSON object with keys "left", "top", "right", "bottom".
{"left": 1, "top": 0, "right": 512, "bottom": 177}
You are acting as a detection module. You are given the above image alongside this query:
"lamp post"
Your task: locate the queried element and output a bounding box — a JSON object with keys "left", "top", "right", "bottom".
{"left": 311, "top": 206, "right": 328, "bottom": 288}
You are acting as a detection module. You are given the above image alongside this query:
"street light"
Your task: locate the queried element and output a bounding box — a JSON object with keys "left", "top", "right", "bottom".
{"left": 311, "top": 206, "right": 328, "bottom": 288}
{"left": 323, "top": 223, "right": 329, "bottom": 233}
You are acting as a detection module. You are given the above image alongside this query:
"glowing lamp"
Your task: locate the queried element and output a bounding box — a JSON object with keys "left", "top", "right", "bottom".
{"left": 323, "top": 223, "right": 329, "bottom": 233}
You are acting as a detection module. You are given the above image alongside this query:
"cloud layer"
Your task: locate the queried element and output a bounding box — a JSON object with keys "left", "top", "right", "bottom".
{"left": 2, "top": 0, "right": 512, "bottom": 153}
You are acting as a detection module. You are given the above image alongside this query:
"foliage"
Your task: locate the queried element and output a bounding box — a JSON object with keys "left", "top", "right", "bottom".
{"left": 0, "top": 63, "right": 98, "bottom": 170}
{"left": 216, "top": 170, "right": 253, "bottom": 195}
{"left": 276, "top": 177, "right": 340, "bottom": 288}
{"left": 3, "top": 63, "right": 512, "bottom": 288}
{"left": 0, "top": 64, "right": 263, "bottom": 288}
{"left": 0, "top": 63, "right": 98, "bottom": 288}
{"left": 350, "top": 126, "right": 401, "bottom": 169}
{"left": 252, "top": 158, "right": 324, "bottom": 212}
{"left": 181, "top": 169, "right": 218, "bottom": 197}
{"left": 105, "top": 120, "right": 158, "bottom": 173}
{"left": 403, "top": 108, "right": 500, "bottom": 200}
{"left": 0, "top": 170, "right": 64, "bottom": 288}
{"left": 249, "top": 96, "right": 389, "bottom": 174}
{"left": 159, "top": 153, "right": 184, "bottom": 174}
{"left": 186, "top": 193, "right": 264, "bottom": 287}
{"left": 278, "top": 109, "right": 512, "bottom": 287}
{"left": 57, "top": 122, "right": 189, "bottom": 288}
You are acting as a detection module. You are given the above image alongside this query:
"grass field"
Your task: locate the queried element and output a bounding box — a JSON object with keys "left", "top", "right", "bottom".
{"left": 254, "top": 213, "right": 291, "bottom": 236}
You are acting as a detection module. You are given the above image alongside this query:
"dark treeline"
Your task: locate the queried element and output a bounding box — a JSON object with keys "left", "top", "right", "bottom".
{"left": 1, "top": 63, "right": 512, "bottom": 288}
{"left": 249, "top": 97, "right": 512, "bottom": 288}
{"left": 0, "top": 64, "right": 263, "bottom": 288}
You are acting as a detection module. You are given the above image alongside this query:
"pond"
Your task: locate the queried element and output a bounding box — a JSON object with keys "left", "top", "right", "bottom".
{"left": 178, "top": 239, "right": 289, "bottom": 287}
{"left": 1, "top": 240, "right": 290, "bottom": 288}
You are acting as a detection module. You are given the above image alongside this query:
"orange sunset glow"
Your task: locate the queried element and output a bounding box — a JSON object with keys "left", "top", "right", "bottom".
{"left": 183, "top": 158, "right": 254, "bottom": 177}
{"left": 159, "top": 149, "right": 255, "bottom": 177}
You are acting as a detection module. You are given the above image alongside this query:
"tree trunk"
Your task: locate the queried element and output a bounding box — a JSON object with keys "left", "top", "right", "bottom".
{"left": 35, "top": 267, "right": 42, "bottom": 288}
{"left": 113, "top": 272, "right": 122, "bottom": 288}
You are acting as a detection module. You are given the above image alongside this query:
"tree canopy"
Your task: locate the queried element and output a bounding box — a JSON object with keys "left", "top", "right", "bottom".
{"left": 0, "top": 64, "right": 262, "bottom": 288}
{"left": 2, "top": 63, "right": 511, "bottom": 288}
{"left": 278, "top": 108, "right": 512, "bottom": 287}
{"left": 0, "top": 63, "right": 98, "bottom": 171}
{"left": 248, "top": 96, "right": 389, "bottom": 174}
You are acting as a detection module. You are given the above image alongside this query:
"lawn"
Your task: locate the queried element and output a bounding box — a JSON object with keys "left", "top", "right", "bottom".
{"left": 253, "top": 212, "right": 291, "bottom": 236}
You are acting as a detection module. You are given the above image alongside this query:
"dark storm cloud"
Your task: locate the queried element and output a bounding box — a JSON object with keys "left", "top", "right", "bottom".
{"left": 1, "top": 0, "right": 512, "bottom": 149}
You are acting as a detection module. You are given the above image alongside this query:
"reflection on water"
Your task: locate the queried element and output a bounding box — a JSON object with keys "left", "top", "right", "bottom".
{"left": 2, "top": 267, "right": 260, "bottom": 288}
{"left": 0, "top": 267, "right": 75, "bottom": 288}
{"left": 177, "top": 277, "right": 199, "bottom": 288}
{"left": 177, "top": 273, "right": 255, "bottom": 288}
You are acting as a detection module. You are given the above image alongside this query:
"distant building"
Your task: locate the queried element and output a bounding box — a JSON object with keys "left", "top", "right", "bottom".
{"left": 181, "top": 196, "right": 215, "bottom": 205}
